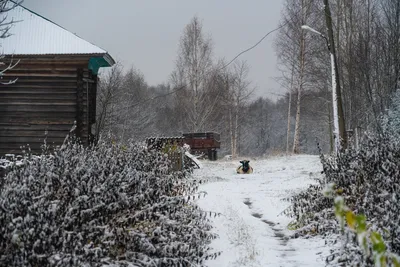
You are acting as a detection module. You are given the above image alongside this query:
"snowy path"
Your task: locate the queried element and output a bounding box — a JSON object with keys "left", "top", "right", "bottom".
{"left": 195, "top": 155, "right": 331, "bottom": 267}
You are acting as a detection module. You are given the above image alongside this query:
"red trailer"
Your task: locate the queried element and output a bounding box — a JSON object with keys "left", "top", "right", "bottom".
{"left": 182, "top": 132, "right": 220, "bottom": 161}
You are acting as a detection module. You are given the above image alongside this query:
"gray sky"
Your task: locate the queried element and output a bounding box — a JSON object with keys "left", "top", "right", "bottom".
{"left": 23, "top": 0, "right": 284, "bottom": 100}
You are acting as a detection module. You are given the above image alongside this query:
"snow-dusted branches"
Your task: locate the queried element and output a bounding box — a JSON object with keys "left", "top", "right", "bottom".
{"left": 287, "top": 94, "right": 400, "bottom": 265}
{"left": 0, "top": 137, "right": 217, "bottom": 266}
{"left": 0, "top": 55, "right": 19, "bottom": 84}
{"left": 0, "top": 0, "right": 22, "bottom": 85}
{"left": 0, "top": 0, "right": 22, "bottom": 39}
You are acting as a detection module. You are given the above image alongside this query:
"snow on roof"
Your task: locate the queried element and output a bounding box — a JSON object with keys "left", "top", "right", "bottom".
{"left": 1, "top": 3, "right": 112, "bottom": 57}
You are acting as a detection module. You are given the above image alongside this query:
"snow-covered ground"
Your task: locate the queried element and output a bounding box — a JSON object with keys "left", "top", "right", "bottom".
{"left": 195, "top": 155, "right": 331, "bottom": 267}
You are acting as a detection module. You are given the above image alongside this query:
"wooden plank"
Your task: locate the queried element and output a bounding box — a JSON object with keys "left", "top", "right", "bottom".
{"left": 4, "top": 54, "right": 95, "bottom": 62}
{"left": 0, "top": 125, "right": 74, "bottom": 131}
{"left": 0, "top": 143, "right": 43, "bottom": 148}
{"left": 0, "top": 143, "right": 42, "bottom": 149}
{"left": 0, "top": 105, "right": 78, "bottom": 113}
{"left": 12, "top": 58, "right": 89, "bottom": 64}
{"left": 3, "top": 73, "right": 77, "bottom": 78}
{"left": 4, "top": 68, "right": 76, "bottom": 75}
{"left": 4, "top": 61, "right": 88, "bottom": 67}
{"left": 0, "top": 118, "right": 75, "bottom": 125}
{"left": 2, "top": 76, "right": 77, "bottom": 81}
{"left": 0, "top": 149, "right": 31, "bottom": 155}
{"left": 0, "top": 144, "right": 45, "bottom": 152}
{"left": 0, "top": 89, "right": 76, "bottom": 94}
{"left": 5, "top": 67, "right": 78, "bottom": 72}
{"left": 0, "top": 84, "right": 77, "bottom": 89}
{"left": 6, "top": 67, "right": 79, "bottom": 72}
{"left": 0, "top": 101, "right": 77, "bottom": 105}
{"left": 1, "top": 81, "right": 77, "bottom": 87}
{"left": 0, "top": 130, "right": 69, "bottom": 138}
{"left": 0, "top": 149, "right": 45, "bottom": 156}
{"left": 0, "top": 136, "right": 66, "bottom": 144}
{"left": 0, "top": 95, "right": 76, "bottom": 101}
{"left": 0, "top": 111, "right": 76, "bottom": 119}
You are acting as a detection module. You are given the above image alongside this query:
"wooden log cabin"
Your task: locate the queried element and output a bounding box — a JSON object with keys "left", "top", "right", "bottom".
{"left": 0, "top": 4, "right": 115, "bottom": 155}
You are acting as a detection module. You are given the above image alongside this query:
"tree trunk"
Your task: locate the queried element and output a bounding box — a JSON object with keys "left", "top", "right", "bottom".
{"left": 286, "top": 50, "right": 296, "bottom": 154}
{"left": 286, "top": 89, "right": 292, "bottom": 154}
{"left": 229, "top": 108, "right": 235, "bottom": 157}
{"left": 233, "top": 102, "right": 240, "bottom": 157}
{"left": 293, "top": 27, "right": 306, "bottom": 154}
{"left": 327, "top": 87, "right": 334, "bottom": 153}
{"left": 324, "top": 0, "right": 348, "bottom": 150}
{"left": 292, "top": 87, "right": 302, "bottom": 154}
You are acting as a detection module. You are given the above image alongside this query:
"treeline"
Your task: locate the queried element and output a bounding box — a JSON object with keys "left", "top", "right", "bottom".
{"left": 276, "top": 0, "right": 400, "bottom": 153}
{"left": 97, "top": 0, "right": 400, "bottom": 157}
{"left": 96, "top": 16, "right": 295, "bottom": 157}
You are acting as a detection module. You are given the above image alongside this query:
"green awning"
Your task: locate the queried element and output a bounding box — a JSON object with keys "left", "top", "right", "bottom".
{"left": 88, "top": 54, "right": 114, "bottom": 74}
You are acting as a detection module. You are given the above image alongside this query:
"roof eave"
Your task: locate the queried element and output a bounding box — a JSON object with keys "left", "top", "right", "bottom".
{"left": 88, "top": 53, "right": 115, "bottom": 75}
{"left": 103, "top": 53, "right": 116, "bottom": 67}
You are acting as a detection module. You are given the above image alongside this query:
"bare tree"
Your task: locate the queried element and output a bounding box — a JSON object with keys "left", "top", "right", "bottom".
{"left": 327, "top": 0, "right": 400, "bottom": 139}
{"left": 0, "top": 0, "right": 22, "bottom": 85}
{"left": 274, "top": 44, "right": 297, "bottom": 154}
{"left": 171, "top": 16, "right": 215, "bottom": 132}
{"left": 95, "top": 63, "right": 124, "bottom": 140}
{"left": 118, "top": 67, "right": 153, "bottom": 141}
{"left": 379, "top": 0, "right": 400, "bottom": 104}
{"left": 227, "top": 60, "right": 254, "bottom": 158}
{"left": 276, "top": 0, "right": 318, "bottom": 154}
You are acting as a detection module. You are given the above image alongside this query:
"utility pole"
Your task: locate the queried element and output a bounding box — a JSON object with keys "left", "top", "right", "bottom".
{"left": 301, "top": 24, "right": 342, "bottom": 153}
{"left": 323, "top": 0, "right": 347, "bottom": 150}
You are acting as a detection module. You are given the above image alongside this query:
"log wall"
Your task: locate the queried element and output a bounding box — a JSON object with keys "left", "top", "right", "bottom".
{"left": 0, "top": 56, "right": 97, "bottom": 155}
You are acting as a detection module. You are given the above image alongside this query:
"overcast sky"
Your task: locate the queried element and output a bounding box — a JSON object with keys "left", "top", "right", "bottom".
{"left": 23, "top": 0, "right": 285, "bottom": 100}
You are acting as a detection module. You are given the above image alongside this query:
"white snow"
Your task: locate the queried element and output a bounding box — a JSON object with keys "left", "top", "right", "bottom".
{"left": 185, "top": 151, "right": 203, "bottom": 168}
{"left": 195, "top": 155, "right": 332, "bottom": 267}
{"left": 3, "top": 4, "right": 108, "bottom": 55}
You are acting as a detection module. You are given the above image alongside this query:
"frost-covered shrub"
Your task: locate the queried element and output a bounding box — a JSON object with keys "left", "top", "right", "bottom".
{"left": 285, "top": 182, "right": 337, "bottom": 237}
{"left": 0, "top": 138, "right": 217, "bottom": 267}
{"left": 382, "top": 89, "right": 400, "bottom": 140}
{"left": 319, "top": 134, "right": 400, "bottom": 266}
{"left": 324, "top": 185, "right": 400, "bottom": 267}
{"left": 287, "top": 90, "right": 400, "bottom": 266}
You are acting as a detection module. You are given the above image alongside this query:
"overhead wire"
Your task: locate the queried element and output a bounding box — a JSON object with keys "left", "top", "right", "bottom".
{"left": 115, "top": 21, "right": 290, "bottom": 111}
{"left": 215, "top": 21, "right": 289, "bottom": 73}
{"left": 114, "top": 0, "right": 320, "bottom": 111}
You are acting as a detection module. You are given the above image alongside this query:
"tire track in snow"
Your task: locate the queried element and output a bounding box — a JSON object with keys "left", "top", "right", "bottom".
{"left": 196, "top": 156, "right": 329, "bottom": 266}
{"left": 245, "top": 198, "right": 297, "bottom": 259}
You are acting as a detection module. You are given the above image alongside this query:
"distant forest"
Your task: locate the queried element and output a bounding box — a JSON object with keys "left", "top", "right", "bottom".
{"left": 97, "top": 0, "right": 400, "bottom": 157}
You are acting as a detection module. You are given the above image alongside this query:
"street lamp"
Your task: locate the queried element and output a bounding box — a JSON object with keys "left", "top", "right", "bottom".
{"left": 301, "top": 25, "right": 340, "bottom": 153}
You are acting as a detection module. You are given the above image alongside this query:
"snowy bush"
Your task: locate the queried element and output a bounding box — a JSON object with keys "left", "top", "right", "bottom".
{"left": 382, "top": 89, "right": 400, "bottom": 140}
{"left": 286, "top": 91, "right": 400, "bottom": 266}
{"left": 0, "top": 137, "right": 218, "bottom": 266}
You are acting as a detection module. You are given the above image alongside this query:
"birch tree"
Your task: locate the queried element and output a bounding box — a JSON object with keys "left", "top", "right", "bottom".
{"left": 227, "top": 60, "right": 254, "bottom": 158}
{"left": 330, "top": 0, "right": 400, "bottom": 136}
{"left": 171, "top": 16, "right": 215, "bottom": 133}
{"left": 274, "top": 41, "right": 297, "bottom": 154}
{"left": 276, "top": 0, "right": 318, "bottom": 154}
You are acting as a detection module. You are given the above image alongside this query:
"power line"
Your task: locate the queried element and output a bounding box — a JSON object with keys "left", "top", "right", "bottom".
{"left": 217, "top": 22, "right": 288, "bottom": 72}
{"left": 115, "top": 0, "right": 321, "bottom": 112}
{"left": 118, "top": 22, "right": 289, "bottom": 111}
